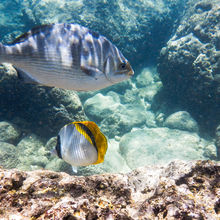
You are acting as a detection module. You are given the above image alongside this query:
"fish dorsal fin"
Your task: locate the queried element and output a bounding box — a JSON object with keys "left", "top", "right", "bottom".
{"left": 9, "top": 24, "right": 54, "bottom": 45}
{"left": 74, "top": 121, "right": 108, "bottom": 165}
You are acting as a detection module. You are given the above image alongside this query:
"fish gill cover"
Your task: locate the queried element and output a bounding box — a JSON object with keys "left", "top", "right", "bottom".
{"left": 0, "top": 0, "right": 219, "bottom": 176}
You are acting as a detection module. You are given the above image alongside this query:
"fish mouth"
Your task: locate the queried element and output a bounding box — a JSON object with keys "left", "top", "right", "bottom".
{"left": 128, "top": 69, "right": 134, "bottom": 76}
{"left": 114, "top": 69, "right": 134, "bottom": 77}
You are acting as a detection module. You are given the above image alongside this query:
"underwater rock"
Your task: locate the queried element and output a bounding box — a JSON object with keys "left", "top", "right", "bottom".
{"left": 136, "top": 67, "right": 158, "bottom": 88}
{"left": 216, "top": 124, "right": 220, "bottom": 159}
{"left": 100, "top": 104, "right": 148, "bottom": 138}
{"left": 0, "top": 0, "right": 185, "bottom": 66}
{"left": 135, "top": 68, "right": 163, "bottom": 103}
{"left": 0, "top": 160, "right": 219, "bottom": 219}
{"left": 158, "top": 0, "right": 220, "bottom": 133}
{"left": 84, "top": 92, "right": 148, "bottom": 138}
{"left": 164, "top": 111, "right": 199, "bottom": 132}
{"left": 0, "top": 64, "right": 86, "bottom": 138}
{"left": 0, "top": 121, "right": 21, "bottom": 144}
{"left": 84, "top": 93, "right": 121, "bottom": 123}
{"left": 119, "top": 127, "right": 211, "bottom": 169}
{"left": 16, "top": 134, "right": 49, "bottom": 171}
{"left": 203, "top": 144, "right": 217, "bottom": 160}
{"left": 0, "top": 142, "right": 19, "bottom": 169}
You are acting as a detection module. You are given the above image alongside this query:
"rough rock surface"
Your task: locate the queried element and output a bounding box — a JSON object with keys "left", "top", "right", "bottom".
{"left": 0, "top": 160, "right": 219, "bottom": 219}
{"left": 0, "top": 142, "right": 19, "bottom": 169}
{"left": 0, "top": 121, "right": 21, "bottom": 144}
{"left": 0, "top": 0, "right": 185, "bottom": 66}
{"left": 158, "top": 0, "right": 220, "bottom": 133}
{"left": 164, "top": 111, "right": 199, "bottom": 132}
{"left": 0, "top": 64, "right": 86, "bottom": 138}
{"left": 216, "top": 124, "right": 220, "bottom": 159}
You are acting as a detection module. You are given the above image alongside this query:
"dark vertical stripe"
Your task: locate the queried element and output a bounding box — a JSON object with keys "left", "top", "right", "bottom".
{"left": 56, "top": 135, "right": 62, "bottom": 159}
{"left": 71, "top": 32, "right": 82, "bottom": 68}
{"left": 77, "top": 123, "right": 98, "bottom": 152}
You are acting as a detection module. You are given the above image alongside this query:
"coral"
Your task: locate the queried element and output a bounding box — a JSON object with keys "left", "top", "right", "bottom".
{"left": 158, "top": 0, "right": 220, "bottom": 133}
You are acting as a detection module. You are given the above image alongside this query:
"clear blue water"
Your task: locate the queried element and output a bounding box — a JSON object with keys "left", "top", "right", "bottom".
{"left": 0, "top": 0, "right": 219, "bottom": 175}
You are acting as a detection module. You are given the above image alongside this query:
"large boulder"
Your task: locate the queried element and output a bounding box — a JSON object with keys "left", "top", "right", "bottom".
{"left": 0, "top": 142, "right": 19, "bottom": 169}
{"left": 119, "top": 127, "right": 215, "bottom": 169}
{"left": 164, "top": 111, "right": 199, "bottom": 132}
{"left": 0, "top": 0, "right": 186, "bottom": 66}
{"left": 158, "top": 0, "right": 220, "bottom": 133}
{"left": 0, "top": 160, "right": 219, "bottom": 219}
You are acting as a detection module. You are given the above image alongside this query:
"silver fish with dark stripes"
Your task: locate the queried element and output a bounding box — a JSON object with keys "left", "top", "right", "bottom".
{"left": 0, "top": 23, "right": 134, "bottom": 91}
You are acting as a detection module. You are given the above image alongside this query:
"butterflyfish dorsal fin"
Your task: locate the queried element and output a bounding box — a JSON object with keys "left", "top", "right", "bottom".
{"left": 74, "top": 121, "right": 108, "bottom": 164}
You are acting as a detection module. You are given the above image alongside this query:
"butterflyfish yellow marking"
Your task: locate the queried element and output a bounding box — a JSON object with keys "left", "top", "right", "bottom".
{"left": 73, "top": 121, "right": 108, "bottom": 164}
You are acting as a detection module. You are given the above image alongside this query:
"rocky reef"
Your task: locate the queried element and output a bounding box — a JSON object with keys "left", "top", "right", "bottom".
{"left": 0, "top": 64, "right": 86, "bottom": 138}
{"left": 158, "top": 0, "right": 220, "bottom": 133}
{"left": 0, "top": 0, "right": 186, "bottom": 66}
{"left": 0, "top": 160, "right": 219, "bottom": 219}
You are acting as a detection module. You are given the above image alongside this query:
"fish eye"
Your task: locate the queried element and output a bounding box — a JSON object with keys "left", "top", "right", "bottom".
{"left": 119, "top": 62, "right": 126, "bottom": 69}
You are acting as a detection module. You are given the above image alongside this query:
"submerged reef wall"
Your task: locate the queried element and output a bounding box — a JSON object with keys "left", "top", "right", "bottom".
{"left": 0, "top": 64, "right": 86, "bottom": 138}
{"left": 0, "top": 0, "right": 187, "bottom": 67}
{"left": 158, "top": 0, "right": 220, "bottom": 134}
{"left": 0, "top": 160, "right": 219, "bottom": 219}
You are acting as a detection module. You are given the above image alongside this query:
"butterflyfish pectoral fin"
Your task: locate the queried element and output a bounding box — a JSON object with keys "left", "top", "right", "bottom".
{"left": 72, "top": 166, "right": 78, "bottom": 173}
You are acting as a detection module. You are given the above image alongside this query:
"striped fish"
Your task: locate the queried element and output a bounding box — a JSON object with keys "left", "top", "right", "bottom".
{"left": 52, "top": 121, "right": 108, "bottom": 173}
{"left": 0, "top": 23, "right": 134, "bottom": 91}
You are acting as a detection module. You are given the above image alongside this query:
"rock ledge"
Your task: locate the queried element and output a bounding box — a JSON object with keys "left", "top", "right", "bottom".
{"left": 0, "top": 160, "right": 219, "bottom": 219}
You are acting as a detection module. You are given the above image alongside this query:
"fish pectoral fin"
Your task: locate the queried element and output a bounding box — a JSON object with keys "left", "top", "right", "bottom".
{"left": 14, "top": 66, "right": 40, "bottom": 84}
{"left": 72, "top": 166, "right": 78, "bottom": 173}
{"left": 80, "top": 65, "right": 103, "bottom": 78}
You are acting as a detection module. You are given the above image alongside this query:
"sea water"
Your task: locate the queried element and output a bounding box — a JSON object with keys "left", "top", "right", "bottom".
{"left": 0, "top": 0, "right": 219, "bottom": 175}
